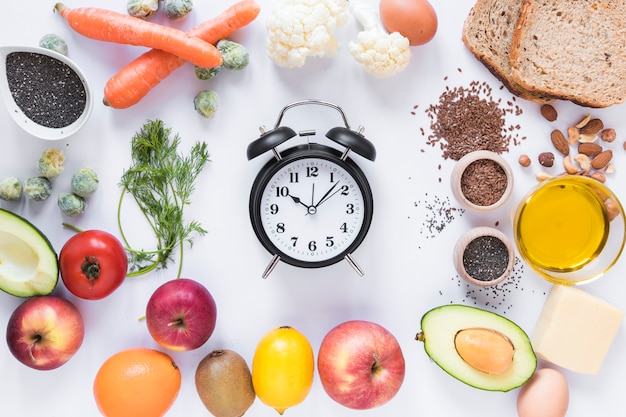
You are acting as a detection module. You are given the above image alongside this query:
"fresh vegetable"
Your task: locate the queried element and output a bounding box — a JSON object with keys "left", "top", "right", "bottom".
{"left": 53, "top": 3, "right": 222, "bottom": 69}
{"left": 39, "top": 33, "right": 68, "bottom": 55}
{"left": 163, "top": 0, "right": 193, "bottom": 20}
{"left": 193, "top": 40, "right": 248, "bottom": 80}
{"left": 415, "top": 304, "right": 536, "bottom": 392}
{"left": 194, "top": 90, "right": 219, "bottom": 118}
{"left": 0, "top": 208, "right": 59, "bottom": 297}
{"left": 266, "top": 0, "right": 349, "bottom": 68}
{"left": 103, "top": 0, "right": 260, "bottom": 109}
{"left": 379, "top": 0, "right": 438, "bottom": 46}
{"left": 24, "top": 177, "right": 53, "bottom": 201}
{"left": 58, "top": 192, "right": 86, "bottom": 217}
{"left": 118, "top": 120, "right": 210, "bottom": 277}
{"left": 0, "top": 177, "right": 23, "bottom": 201}
{"left": 71, "top": 167, "right": 99, "bottom": 197}
{"left": 348, "top": 0, "right": 411, "bottom": 78}
{"left": 217, "top": 39, "right": 249, "bottom": 70}
{"left": 127, "top": 0, "right": 159, "bottom": 19}
{"left": 194, "top": 65, "right": 223, "bottom": 80}
{"left": 59, "top": 229, "right": 128, "bottom": 300}
{"left": 37, "top": 148, "right": 65, "bottom": 178}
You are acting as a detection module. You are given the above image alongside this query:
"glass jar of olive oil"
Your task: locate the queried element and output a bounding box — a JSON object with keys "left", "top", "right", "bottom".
{"left": 514, "top": 175, "right": 625, "bottom": 285}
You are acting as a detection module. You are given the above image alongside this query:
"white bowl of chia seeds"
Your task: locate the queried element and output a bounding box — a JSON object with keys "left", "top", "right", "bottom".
{"left": 0, "top": 45, "right": 93, "bottom": 140}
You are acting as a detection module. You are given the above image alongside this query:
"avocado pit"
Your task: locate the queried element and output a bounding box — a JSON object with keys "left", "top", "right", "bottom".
{"left": 454, "top": 327, "right": 514, "bottom": 375}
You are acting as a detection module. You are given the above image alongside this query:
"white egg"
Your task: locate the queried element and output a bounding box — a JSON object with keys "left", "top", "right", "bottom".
{"left": 517, "top": 368, "right": 569, "bottom": 417}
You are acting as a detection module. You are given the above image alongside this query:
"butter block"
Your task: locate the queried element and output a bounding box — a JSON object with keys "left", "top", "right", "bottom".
{"left": 532, "top": 284, "right": 624, "bottom": 374}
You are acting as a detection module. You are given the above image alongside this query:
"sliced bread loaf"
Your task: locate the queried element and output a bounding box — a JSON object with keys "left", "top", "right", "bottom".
{"left": 510, "top": 0, "right": 626, "bottom": 108}
{"left": 462, "top": 0, "right": 554, "bottom": 102}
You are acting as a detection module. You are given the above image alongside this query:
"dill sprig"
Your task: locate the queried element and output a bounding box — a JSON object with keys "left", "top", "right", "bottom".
{"left": 117, "top": 120, "right": 210, "bottom": 278}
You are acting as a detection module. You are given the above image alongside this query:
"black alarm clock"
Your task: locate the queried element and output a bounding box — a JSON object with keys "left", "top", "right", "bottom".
{"left": 247, "top": 100, "right": 376, "bottom": 278}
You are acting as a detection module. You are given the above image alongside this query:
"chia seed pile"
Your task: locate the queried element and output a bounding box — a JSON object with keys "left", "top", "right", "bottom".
{"left": 460, "top": 158, "right": 507, "bottom": 206}
{"left": 424, "top": 79, "right": 524, "bottom": 160}
{"left": 462, "top": 235, "right": 509, "bottom": 281}
{"left": 6, "top": 52, "right": 86, "bottom": 128}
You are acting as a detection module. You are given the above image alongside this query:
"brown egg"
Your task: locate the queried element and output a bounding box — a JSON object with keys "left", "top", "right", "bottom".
{"left": 379, "top": 0, "right": 438, "bottom": 46}
{"left": 517, "top": 368, "right": 569, "bottom": 417}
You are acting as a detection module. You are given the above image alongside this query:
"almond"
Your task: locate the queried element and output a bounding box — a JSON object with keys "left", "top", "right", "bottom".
{"left": 540, "top": 104, "right": 558, "bottom": 122}
{"left": 550, "top": 129, "right": 570, "bottom": 156}
{"left": 578, "top": 142, "right": 603, "bottom": 157}
{"left": 591, "top": 150, "right": 613, "bottom": 170}
{"left": 579, "top": 118, "right": 604, "bottom": 134}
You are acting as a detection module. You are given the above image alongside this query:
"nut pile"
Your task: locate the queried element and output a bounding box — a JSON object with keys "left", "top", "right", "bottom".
{"left": 519, "top": 104, "right": 620, "bottom": 183}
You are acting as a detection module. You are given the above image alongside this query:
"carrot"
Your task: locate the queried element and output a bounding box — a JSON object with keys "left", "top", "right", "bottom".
{"left": 103, "top": 0, "right": 261, "bottom": 109}
{"left": 54, "top": 2, "right": 222, "bottom": 69}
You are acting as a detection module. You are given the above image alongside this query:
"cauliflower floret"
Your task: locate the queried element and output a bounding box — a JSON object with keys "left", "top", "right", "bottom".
{"left": 266, "top": 0, "right": 349, "bottom": 68}
{"left": 347, "top": 0, "right": 412, "bottom": 78}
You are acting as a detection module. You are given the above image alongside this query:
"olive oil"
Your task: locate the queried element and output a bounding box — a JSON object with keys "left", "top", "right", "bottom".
{"left": 515, "top": 176, "right": 609, "bottom": 272}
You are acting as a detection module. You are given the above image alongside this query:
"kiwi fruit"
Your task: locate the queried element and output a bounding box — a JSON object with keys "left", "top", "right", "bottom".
{"left": 195, "top": 349, "right": 256, "bottom": 417}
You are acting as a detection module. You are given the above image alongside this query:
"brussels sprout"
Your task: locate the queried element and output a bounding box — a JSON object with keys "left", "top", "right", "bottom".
{"left": 0, "top": 177, "right": 23, "bottom": 201}
{"left": 37, "top": 148, "right": 65, "bottom": 178}
{"left": 163, "top": 0, "right": 193, "bottom": 20}
{"left": 39, "top": 34, "right": 68, "bottom": 56}
{"left": 194, "top": 90, "right": 219, "bottom": 119}
{"left": 58, "top": 192, "right": 86, "bottom": 217}
{"left": 194, "top": 64, "right": 223, "bottom": 80}
{"left": 24, "top": 177, "right": 53, "bottom": 201}
{"left": 127, "top": 0, "right": 159, "bottom": 19}
{"left": 217, "top": 39, "right": 249, "bottom": 70}
{"left": 71, "top": 167, "right": 99, "bottom": 197}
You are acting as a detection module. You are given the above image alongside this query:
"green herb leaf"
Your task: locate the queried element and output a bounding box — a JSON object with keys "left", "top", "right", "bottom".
{"left": 117, "top": 119, "right": 210, "bottom": 277}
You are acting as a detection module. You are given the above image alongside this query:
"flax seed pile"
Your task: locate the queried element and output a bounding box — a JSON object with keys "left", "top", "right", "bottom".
{"left": 460, "top": 159, "right": 507, "bottom": 206}
{"left": 423, "top": 79, "right": 524, "bottom": 160}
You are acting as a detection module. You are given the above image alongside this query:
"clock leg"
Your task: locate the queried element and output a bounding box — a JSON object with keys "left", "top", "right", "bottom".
{"left": 261, "top": 254, "right": 281, "bottom": 279}
{"left": 345, "top": 254, "right": 365, "bottom": 277}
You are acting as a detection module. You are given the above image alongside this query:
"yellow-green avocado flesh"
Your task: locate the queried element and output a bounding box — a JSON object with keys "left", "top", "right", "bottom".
{"left": 416, "top": 304, "right": 536, "bottom": 392}
{"left": 0, "top": 208, "right": 58, "bottom": 297}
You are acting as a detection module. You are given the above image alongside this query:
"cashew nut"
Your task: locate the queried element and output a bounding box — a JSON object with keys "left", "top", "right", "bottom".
{"left": 563, "top": 154, "right": 579, "bottom": 174}
{"left": 573, "top": 154, "right": 591, "bottom": 171}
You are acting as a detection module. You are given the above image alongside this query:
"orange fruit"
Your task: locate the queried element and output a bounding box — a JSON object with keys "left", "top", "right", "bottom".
{"left": 252, "top": 326, "right": 314, "bottom": 414}
{"left": 93, "top": 347, "right": 182, "bottom": 417}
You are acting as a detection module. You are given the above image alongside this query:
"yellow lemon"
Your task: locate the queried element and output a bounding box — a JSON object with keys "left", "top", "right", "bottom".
{"left": 252, "top": 326, "right": 314, "bottom": 414}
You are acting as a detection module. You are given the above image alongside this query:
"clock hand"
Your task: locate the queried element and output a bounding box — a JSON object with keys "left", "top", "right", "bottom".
{"left": 315, "top": 187, "right": 343, "bottom": 208}
{"left": 314, "top": 181, "right": 340, "bottom": 208}
{"left": 310, "top": 183, "right": 315, "bottom": 207}
{"left": 288, "top": 194, "right": 310, "bottom": 209}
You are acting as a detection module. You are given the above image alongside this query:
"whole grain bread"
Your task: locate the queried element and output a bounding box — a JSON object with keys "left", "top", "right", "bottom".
{"left": 462, "top": 0, "right": 554, "bottom": 102}
{"left": 510, "top": 0, "right": 626, "bottom": 108}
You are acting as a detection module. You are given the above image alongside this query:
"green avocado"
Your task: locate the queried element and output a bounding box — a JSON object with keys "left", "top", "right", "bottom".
{"left": 0, "top": 208, "right": 58, "bottom": 297}
{"left": 416, "top": 304, "right": 536, "bottom": 392}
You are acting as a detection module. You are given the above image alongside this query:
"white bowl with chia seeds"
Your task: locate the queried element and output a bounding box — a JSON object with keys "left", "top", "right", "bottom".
{"left": 0, "top": 45, "right": 93, "bottom": 140}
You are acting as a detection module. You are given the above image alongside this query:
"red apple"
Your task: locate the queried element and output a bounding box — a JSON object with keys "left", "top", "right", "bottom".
{"left": 6, "top": 296, "right": 84, "bottom": 370}
{"left": 317, "top": 320, "right": 405, "bottom": 410}
{"left": 145, "top": 278, "right": 217, "bottom": 351}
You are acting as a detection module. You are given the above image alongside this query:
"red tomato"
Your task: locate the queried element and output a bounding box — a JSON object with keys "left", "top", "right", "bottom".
{"left": 59, "top": 230, "right": 128, "bottom": 300}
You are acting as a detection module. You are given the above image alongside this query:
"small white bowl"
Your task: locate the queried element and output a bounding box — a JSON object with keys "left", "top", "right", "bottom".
{"left": 453, "top": 226, "right": 515, "bottom": 287}
{"left": 450, "top": 150, "right": 514, "bottom": 212}
{"left": 0, "top": 45, "right": 93, "bottom": 140}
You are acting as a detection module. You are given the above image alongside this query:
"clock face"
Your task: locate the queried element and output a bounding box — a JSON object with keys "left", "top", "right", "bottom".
{"left": 250, "top": 146, "right": 373, "bottom": 268}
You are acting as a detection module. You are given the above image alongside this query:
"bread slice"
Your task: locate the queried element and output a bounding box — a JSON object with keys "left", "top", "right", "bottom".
{"left": 462, "top": 0, "right": 554, "bottom": 102}
{"left": 510, "top": 0, "right": 626, "bottom": 108}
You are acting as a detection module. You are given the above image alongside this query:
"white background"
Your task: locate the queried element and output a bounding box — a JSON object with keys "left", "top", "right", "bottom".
{"left": 1, "top": 0, "right": 625, "bottom": 416}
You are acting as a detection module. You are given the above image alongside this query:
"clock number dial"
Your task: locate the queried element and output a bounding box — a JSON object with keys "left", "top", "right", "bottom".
{"left": 259, "top": 157, "right": 368, "bottom": 264}
{"left": 249, "top": 144, "right": 374, "bottom": 270}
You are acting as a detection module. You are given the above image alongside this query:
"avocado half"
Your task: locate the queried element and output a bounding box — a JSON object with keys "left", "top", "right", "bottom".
{"left": 416, "top": 304, "right": 536, "bottom": 392}
{"left": 0, "top": 208, "right": 58, "bottom": 297}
